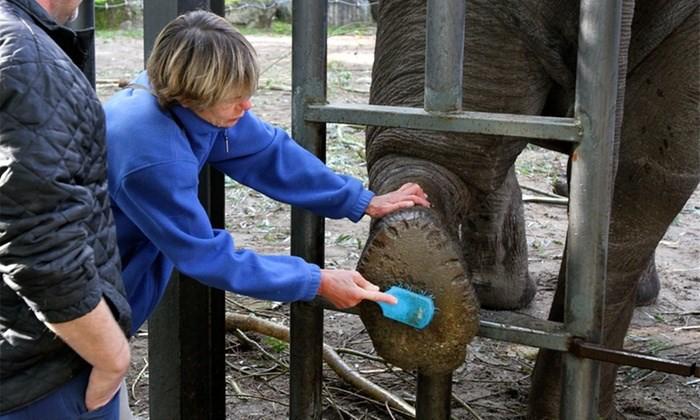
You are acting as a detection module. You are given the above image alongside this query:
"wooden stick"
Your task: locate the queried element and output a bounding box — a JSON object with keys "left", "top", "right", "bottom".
{"left": 520, "top": 184, "right": 565, "bottom": 198}
{"left": 225, "top": 313, "right": 416, "bottom": 416}
{"left": 522, "top": 195, "right": 569, "bottom": 205}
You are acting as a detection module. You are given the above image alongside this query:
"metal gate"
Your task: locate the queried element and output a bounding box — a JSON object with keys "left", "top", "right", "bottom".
{"left": 75, "top": 0, "right": 623, "bottom": 418}
{"left": 289, "top": 0, "right": 622, "bottom": 419}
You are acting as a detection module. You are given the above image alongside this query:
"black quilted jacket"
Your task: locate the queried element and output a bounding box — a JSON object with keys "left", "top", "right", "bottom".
{"left": 0, "top": 0, "right": 131, "bottom": 412}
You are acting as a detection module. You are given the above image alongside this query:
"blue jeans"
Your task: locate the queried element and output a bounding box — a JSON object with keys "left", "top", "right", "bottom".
{"left": 0, "top": 368, "right": 120, "bottom": 420}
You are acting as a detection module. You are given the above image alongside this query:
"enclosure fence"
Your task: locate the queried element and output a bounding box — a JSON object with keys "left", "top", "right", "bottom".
{"left": 288, "top": 0, "right": 620, "bottom": 418}
{"left": 79, "top": 0, "right": 627, "bottom": 418}
{"left": 92, "top": 0, "right": 379, "bottom": 12}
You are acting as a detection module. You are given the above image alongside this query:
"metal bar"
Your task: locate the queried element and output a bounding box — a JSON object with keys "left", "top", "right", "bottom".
{"left": 149, "top": 170, "right": 226, "bottom": 420}
{"left": 290, "top": 1, "right": 327, "bottom": 419}
{"left": 316, "top": 298, "right": 572, "bottom": 351}
{"left": 69, "top": 1, "right": 96, "bottom": 86}
{"left": 289, "top": 303, "right": 324, "bottom": 420}
{"left": 416, "top": 373, "right": 452, "bottom": 419}
{"left": 562, "top": 0, "right": 623, "bottom": 418}
{"left": 316, "top": 300, "right": 696, "bottom": 377}
{"left": 478, "top": 310, "right": 571, "bottom": 351}
{"left": 145, "top": 2, "right": 226, "bottom": 420}
{"left": 425, "top": 0, "right": 465, "bottom": 111}
{"left": 571, "top": 339, "right": 700, "bottom": 377}
{"left": 143, "top": 0, "right": 175, "bottom": 61}
{"left": 305, "top": 103, "right": 581, "bottom": 142}
{"left": 144, "top": 0, "right": 217, "bottom": 61}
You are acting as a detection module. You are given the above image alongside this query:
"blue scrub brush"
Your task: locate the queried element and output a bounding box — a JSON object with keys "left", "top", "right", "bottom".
{"left": 377, "top": 286, "right": 435, "bottom": 329}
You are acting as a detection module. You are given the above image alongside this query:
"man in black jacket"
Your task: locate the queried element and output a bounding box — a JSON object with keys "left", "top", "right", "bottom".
{"left": 0, "top": 1, "right": 131, "bottom": 418}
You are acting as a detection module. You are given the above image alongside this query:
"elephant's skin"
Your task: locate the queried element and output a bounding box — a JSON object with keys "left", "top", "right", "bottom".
{"left": 359, "top": 0, "right": 699, "bottom": 418}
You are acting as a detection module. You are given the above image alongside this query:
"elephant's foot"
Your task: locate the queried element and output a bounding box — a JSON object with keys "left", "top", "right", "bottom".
{"left": 462, "top": 166, "right": 536, "bottom": 309}
{"left": 552, "top": 175, "right": 569, "bottom": 197}
{"left": 635, "top": 254, "right": 660, "bottom": 306}
{"left": 357, "top": 207, "right": 480, "bottom": 375}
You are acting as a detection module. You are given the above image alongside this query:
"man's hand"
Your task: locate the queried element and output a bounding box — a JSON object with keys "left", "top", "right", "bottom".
{"left": 365, "top": 182, "right": 430, "bottom": 218}
{"left": 46, "top": 298, "right": 130, "bottom": 412}
{"left": 84, "top": 342, "right": 129, "bottom": 411}
{"left": 318, "top": 269, "right": 398, "bottom": 309}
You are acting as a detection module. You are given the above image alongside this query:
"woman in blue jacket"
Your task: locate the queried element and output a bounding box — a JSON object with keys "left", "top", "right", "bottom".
{"left": 104, "top": 10, "right": 430, "bottom": 337}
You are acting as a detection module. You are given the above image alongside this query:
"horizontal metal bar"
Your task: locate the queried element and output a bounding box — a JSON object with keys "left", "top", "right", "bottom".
{"left": 477, "top": 310, "right": 571, "bottom": 351}
{"left": 305, "top": 103, "right": 582, "bottom": 142}
{"left": 571, "top": 339, "right": 700, "bottom": 377}
{"left": 315, "top": 299, "right": 698, "bottom": 377}
{"left": 317, "top": 299, "right": 571, "bottom": 351}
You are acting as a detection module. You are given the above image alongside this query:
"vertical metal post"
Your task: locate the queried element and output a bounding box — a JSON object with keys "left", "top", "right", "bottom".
{"left": 144, "top": 0, "right": 223, "bottom": 61}
{"left": 563, "top": 0, "right": 621, "bottom": 418}
{"left": 424, "top": 0, "right": 465, "bottom": 112}
{"left": 416, "top": 373, "right": 452, "bottom": 419}
{"left": 145, "top": 2, "right": 226, "bottom": 419}
{"left": 69, "top": 0, "right": 96, "bottom": 86}
{"left": 419, "top": 1, "right": 464, "bottom": 417}
{"left": 290, "top": 0, "right": 327, "bottom": 419}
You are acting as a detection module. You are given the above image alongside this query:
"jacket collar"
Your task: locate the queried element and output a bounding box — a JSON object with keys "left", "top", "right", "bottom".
{"left": 131, "top": 71, "right": 224, "bottom": 138}
{"left": 171, "top": 104, "right": 225, "bottom": 137}
{"left": 8, "top": 0, "right": 92, "bottom": 71}
{"left": 8, "top": 0, "right": 62, "bottom": 32}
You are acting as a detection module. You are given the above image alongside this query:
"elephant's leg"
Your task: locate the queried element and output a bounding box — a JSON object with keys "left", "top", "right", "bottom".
{"left": 548, "top": 157, "right": 661, "bottom": 307}
{"left": 529, "top": 8, "right": 699, "bottom": 418}
{"left": 596, "top": 7, "right": 699, "bottom": 414}
{"left": 357, "top": 155, "right": 480, "bottom": 374}
{"left": 635, "top": 252, "right": 660, "bottom": 306}
{"left": 462, "top": 166, "right": 536, "bottom": 309}
{"left": 368, "top": 0, "right": 554, "bottom": 310}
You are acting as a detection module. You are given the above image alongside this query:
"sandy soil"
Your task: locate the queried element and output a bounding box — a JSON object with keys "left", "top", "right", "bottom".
{"left": 95, "top": 31, "right": 699, "bottom": 419}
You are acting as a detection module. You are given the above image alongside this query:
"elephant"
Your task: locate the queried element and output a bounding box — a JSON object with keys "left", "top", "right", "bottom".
{"left": 356, "top": 0, "right": 699, "bottom": 418}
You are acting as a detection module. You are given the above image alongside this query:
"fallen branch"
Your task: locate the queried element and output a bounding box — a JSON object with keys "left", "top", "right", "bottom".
{"left": 522, "top": 195, "right": 569, "bottom": 205}
{"left": 225, "top": 312, "right": 416, "bottom": 417}
{"left": 520, "top": 184, "right": 565, "bottom": 198}
{"left": 96, "top": 78, "right": 129, "bottom": 87}
{"left": 657, "top": 311, "right": 700, "bottom": 316}
{"left": 452, "top": 393, "right": 485, "bottom": 420}
{"left": 336, "top": 347, "right": 388, "bottom": 364}
{"left": 260, "top": 50, "right": 292, "bottom": 76}
{"left": 234, "top": 328, "right": 289, "bottom": 369}
{"left": 674, "top": 325, "right": 700, "bottom": 332}
{"left": 130, "top": 357, "right": 148, "bottom": 401}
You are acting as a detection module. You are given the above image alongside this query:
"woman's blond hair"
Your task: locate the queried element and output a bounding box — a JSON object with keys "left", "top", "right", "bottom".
{"left": 146, "top": 10, "right": 259, "bottom": 110}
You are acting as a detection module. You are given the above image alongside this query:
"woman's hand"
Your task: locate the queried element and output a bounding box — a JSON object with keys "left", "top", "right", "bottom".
{"left": 318, "top": 269, "right": 398, "bottom": 309}
{"left": 365, "top": 183, "right": 430, "bottom": 218}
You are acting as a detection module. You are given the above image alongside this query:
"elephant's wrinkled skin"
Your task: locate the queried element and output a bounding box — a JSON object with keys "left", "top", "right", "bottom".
{"left": 358, "top": 0, "right": 699, "bottom": 418}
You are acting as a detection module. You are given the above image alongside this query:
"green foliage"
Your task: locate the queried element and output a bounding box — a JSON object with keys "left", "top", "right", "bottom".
{"left": 96, "top": 27, "right": 143, "bottom": 39}
{"left": 94, "top": 0, "right": 136, "bottom": 30}
{"left": 328, "top": 22, "right": 376, "bottom": 37}
{"left": 237, "top": 21, "right": 292, "bottom": 36}
{"left": 328, "top": 62, "right": 353, "bottom": 91}
{"left": 262, "top": 337, "right": 288, "bottom": 353}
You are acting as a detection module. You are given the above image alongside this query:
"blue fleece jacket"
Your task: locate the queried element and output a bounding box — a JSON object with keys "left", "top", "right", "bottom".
{"left": 105, "top": 73, "right": 374, "bottom": 334}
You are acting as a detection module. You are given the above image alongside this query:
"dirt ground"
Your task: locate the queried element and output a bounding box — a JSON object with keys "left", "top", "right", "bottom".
{"left": 95, "top": 30, "right": 699, "bottom": 419}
